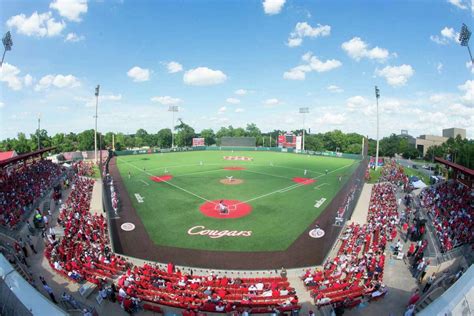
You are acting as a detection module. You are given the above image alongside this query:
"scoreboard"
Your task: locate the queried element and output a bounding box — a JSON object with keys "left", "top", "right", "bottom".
{"left": 192, "top": 138, "right": 205, "bottom": 147}
{"left": 278, "top": 133, "right": 297, "bottom": 148}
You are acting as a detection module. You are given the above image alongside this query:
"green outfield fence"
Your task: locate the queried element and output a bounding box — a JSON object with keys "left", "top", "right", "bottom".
{"left": 114, "top": 146, "right": 363, "bottom": 160}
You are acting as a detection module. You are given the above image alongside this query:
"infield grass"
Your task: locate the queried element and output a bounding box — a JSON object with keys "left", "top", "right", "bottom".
{"left": 116, "top": 150, "right": 359, "bottom": 252}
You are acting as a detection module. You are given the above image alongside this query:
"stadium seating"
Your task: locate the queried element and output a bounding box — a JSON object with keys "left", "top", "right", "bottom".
{"left": 302, "top": 182, "right": 398, "bottom": 308}
{"left": 419, "top": 181, "right": 473, "bottom": 252}
{"left": 0, "top": 160, "right": 63, "bottom": 229}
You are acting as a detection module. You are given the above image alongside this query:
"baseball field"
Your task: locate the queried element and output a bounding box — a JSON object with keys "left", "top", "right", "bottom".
{"left": 116, "top": 150, "right": 360, "bottom": 252}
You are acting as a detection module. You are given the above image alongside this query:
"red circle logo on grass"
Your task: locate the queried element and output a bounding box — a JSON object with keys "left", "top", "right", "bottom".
{"left": 200, "top": 200, "right": 252, "bottom": 219}
{"left": 150, "top": 175, "right": 173, "bottom": 182}
{"left": 223, "top": 166, "right": 246, "bottom": 171}
{"left": 292, "top": 177, "right": 316, "bottom": 185}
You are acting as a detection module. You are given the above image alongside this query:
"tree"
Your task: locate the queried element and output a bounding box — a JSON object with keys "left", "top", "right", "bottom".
{"left": 14, "top": 133, "right": 31, "bottom": 154}
{"left": 77, "top": 129, "right": 95, "bottom": 151}
{"left": 246, "top": 123, "right": 261, "bottom": 137}
{"left": 200, "top": 129, "right": 215, "bottom": 145}
{"left": 175, "top": 120, "right": 195, "bottom": 147}
{"left": 156, "top": 129, "right": 172, "bottom": 148}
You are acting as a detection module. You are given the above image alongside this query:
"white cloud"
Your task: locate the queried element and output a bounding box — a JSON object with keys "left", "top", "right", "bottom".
{"left": 7, "top": 11, "right": 65, "bottom": 37}
{"left": 183, "top": 67, "right": 227, "bottom": 86}
{"left": 430, "top": 27, "right": 460, "bottom": 45}
{"left": 166, "top": 61, "right": 183, "bottom": 73}
{"left": 76, "top": 93, "right": 122, "bottom": 107}
{"left": 346, "top": 95, "right": 370, "bottom": 110}
{"left": 263, "top": 98, "right": 280, "bottom": 107}
{"left": 467, "top": 61, "right": 474, "bottom": 74}
{"left": 375, "top": 64, "right": 414, "bottom": 87}
{"left": 437, "top": 62, "right": 443, "bottom": 74}
{"left": 218, "top": 106, "right": 227, "bottom": 114}
{"left": 101, "top": 94, "right": 122, "bottom": 102}
{"left": 24, "top": 74, "right": 33, "bottom": 87}
{"left": 327, "top": 85, "right": 343, "bottom": 93}
{"left": 341, "top": 37, "right": 391, "bottom": 62}
{"left": 127, "top": 66, "right": 150, "bottom": 82}
{"left": 287, "top": 22, "right": 331, "bottom": 47}
{"left": 448, "top": 103, "right": 474, "bottom": 116}
{"left": 284, "top": 52, "right": 342, "bottom": 80}
{"left": 262, "top": 0, "right": 286, "bottom": 15}
{"left": 447, "top": 0, "right": 468, "bottom": 10}
{"left": 65, "top": 32, "right": 85, "bottom": 42}
{"left": 226, "top": 97, "right": 240, "bottom": 104}
{"left": 235, "top": 108, "right": 245, "bottom": 113}
{"left": 50, "top": 0, "right": 88, "bottom": 22}
{"left": 35, "top": 74, "right": 80, "bottom": 91}
{"left": 315, "top": 113, "right": 346, "bottom": 125}
{"left": 458, "top": 80, "right": 473, "bottom": 104}
{"left": 0, "top": 102, "right": 4, "bottom": 108}
{"left": 0, "top": 63, "right": 27, "bottom": 90}
{"left": 235, "top": 89, "right": 248, "bottom": 95}
{"left": 150, "top": 96, "right": 182, "bottom": 105}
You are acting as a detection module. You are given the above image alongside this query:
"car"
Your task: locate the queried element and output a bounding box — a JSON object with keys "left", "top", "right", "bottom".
{"left": 412, "top": 164, "right": 418, "bottom": 169}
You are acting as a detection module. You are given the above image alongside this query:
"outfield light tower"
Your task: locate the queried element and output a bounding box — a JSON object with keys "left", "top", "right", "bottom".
{"left": 299, "top": 107, "right": 309, "bottom": 151}
{"left": 168, "top": 105, "right": 179, "bottom": 148}
{"left": 94, "top": 85, "right": 100, "bottom": 164}
{"left": 1, "top": 31, "right": 12, "bottom": 67}
{"left": 375, "top": 86, "right": 380, "bottom": 169}
{"left": 459, "top": 23, "right": 473, "bottom": 63}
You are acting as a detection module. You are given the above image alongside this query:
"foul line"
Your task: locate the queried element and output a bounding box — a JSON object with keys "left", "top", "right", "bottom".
{"left": 119, "top": 158, "right": 215, "bottom": 205}
{"left": 237, "top": 162, "right": 356, "bottom": 206}
{"left": 314, "top": 183, "right": 329, "bottom": 190}
{"left": 241, "top": 169, "right": 292, "bottom": 180}
{"left": 139, "top": 179, "right": 149, "bottom": 186}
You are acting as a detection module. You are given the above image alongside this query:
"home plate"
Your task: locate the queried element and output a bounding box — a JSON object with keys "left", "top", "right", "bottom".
{"left": 200, "top": 200, "right": 252, "bottom": 219}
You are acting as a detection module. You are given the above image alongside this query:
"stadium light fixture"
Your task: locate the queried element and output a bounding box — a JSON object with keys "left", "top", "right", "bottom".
{"left": 94, "top": 85, "right": 100, "bottom": 164}
{"left": 1, "top": 31, "right": 12, "bottom": 67}
{"left": 168, "top": 105, "right": 179, "bottom": 148}
{"left": 299, "top": 107, "right": 309, "bottom": 152}
{"left": 375, "top": 86, "right": 380, "bottom": 169}
{"left": 459, "top": 23, "right": 473, "bottom": 63}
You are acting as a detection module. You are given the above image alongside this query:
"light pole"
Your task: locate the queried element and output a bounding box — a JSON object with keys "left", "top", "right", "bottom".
{"left": 375, "top": 86, "right": 380, "bottom": 169}
{"left": 94, "top": 85, "right": 100, "bottom": 164}
{"left": 1, "top": 31, "right": 12, "bottom": 67}
{"left": 299, "top": 107, "right": 309, "bottom": 152}
{"left": 459, "top": 23, "right": 473, "bottom": 63}
{"left": 168, "top": 105, "right": 179, "bottom": 148}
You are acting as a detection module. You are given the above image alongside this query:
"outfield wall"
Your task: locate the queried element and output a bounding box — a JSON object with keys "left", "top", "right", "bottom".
{"left": 114, "top": 146, "right": 362, "bottom": 160}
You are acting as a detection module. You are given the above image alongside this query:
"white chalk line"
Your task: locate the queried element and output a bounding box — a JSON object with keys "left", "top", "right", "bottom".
{"left": 139, "top": 179, "right": 149, "bottom": 186}
{"left": 119, "top": 158, "right": 215, "bottom": 205}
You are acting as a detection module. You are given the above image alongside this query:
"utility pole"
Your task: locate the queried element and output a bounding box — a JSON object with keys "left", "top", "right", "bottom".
{"left": 299, "top": 107, "right": 309, "bottom": 152}
{"left": 94, "top": 85, "right": 100, "bottom": 164}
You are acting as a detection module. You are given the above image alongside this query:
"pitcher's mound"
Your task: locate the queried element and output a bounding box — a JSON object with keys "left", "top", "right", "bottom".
{"left": 223, "top": 166, "right": 246, "bottom": 171}
{"left": 220, "top": 178, "right": 244, "bottom": 185}
{"left": 200, "top": 200, "right": 252, "bottom": 219}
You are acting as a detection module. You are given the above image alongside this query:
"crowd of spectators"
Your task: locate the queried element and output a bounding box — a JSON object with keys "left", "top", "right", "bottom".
{"left": 302, "top": 183, "right": 399, "bottom": 308}
{"left": 379, "top": 160, "right": 409, "bottom": 189}
{"left": 44, "top": 174, "right": 301, "bottom": 314}
{"left": 0, "top": 160, "right": 63, "bottom": 229}
{"left": 72, "top": 161, "right": 96, "bottom": 177}
{"left": 419, "top": 181, "right": 473, "bottom": 252}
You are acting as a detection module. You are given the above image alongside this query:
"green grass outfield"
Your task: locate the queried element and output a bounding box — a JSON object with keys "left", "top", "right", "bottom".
{"left": 116, "top": 151, "right": 360, "bottom": 252}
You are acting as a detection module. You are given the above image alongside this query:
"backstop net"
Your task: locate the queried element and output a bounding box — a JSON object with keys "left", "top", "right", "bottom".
{"left": 220, "top": 137, "right": 256, "bottom": 147}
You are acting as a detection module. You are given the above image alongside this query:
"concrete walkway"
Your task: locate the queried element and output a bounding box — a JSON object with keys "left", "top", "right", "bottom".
{"left": 350, "top": 183, "right": 373, "bottom": 225}
{"left": 89, "top": 178, "right": 103, "bottom": 215}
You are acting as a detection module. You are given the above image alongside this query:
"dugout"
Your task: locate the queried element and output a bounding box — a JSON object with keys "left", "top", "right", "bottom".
{"left": 219, "top": 137, "right": 256, "bottom": 147}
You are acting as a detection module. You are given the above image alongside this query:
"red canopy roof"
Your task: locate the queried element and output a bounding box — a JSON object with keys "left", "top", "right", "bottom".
{"left": 435, "top": 157, "right": 474, "bottom": 177}
{"left": 0, "top": 151, "right": 16, "bottom": 162}
{"left": 0, "top": 147, "right": 55, "bottom": 168}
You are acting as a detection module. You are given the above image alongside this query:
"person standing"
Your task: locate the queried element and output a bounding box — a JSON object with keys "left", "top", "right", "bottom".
{"left": 26, "top": 235, "right": 38, "bottom": 254}
{"left": 19, "top": 238, "right": 28, "bottom": 257}
{"left": 40, "top": 277, "right": 58, "bottom": 304}
{"left": 423, "top": 273, "right": 436, "bottom": 293}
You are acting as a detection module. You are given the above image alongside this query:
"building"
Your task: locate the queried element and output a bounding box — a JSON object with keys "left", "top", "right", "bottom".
{"left": 416, "top": 135, "right": 448, "bottom": 156}
{"left": 442, "top": 128, "right": 466, "bottom": 139}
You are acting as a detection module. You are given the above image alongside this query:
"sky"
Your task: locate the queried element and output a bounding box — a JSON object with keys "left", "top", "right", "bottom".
{"left": 0, "top": 0, "right": 473, "bottom": 140}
